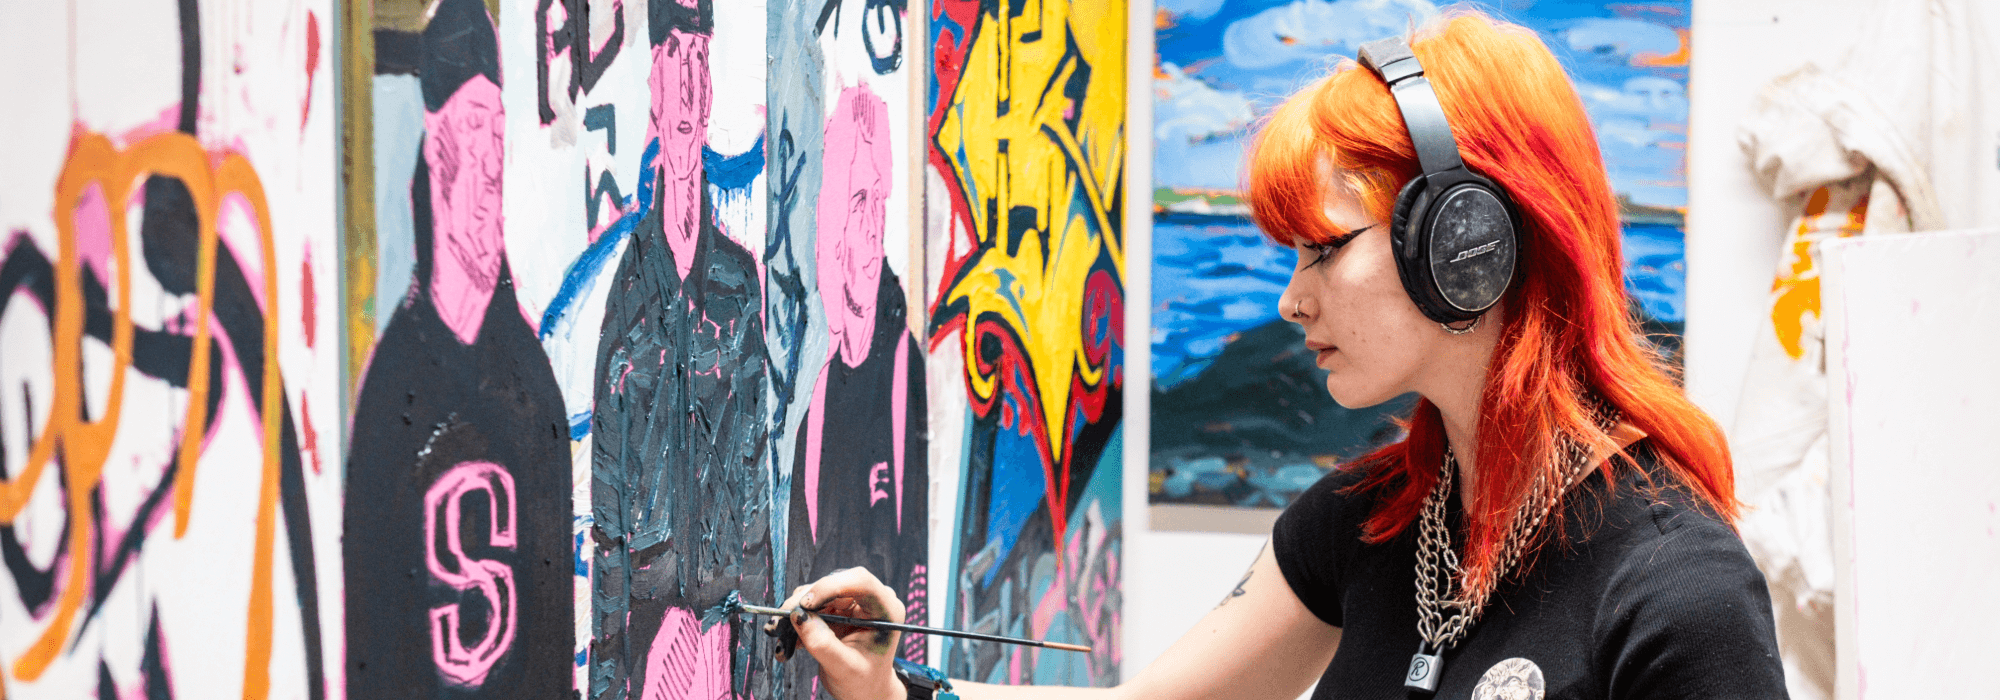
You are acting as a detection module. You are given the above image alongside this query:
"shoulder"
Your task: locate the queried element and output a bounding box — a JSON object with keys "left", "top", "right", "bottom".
{"left": 1590, "top": 450, "right": 1787, "bottom": 699}
{"left": 1277, "top": 463, "right": 1376, "bottom": 536}
{"left": 1270, "top": 463, "right": 1381, "bottom": 628}
{"left": 700, "top": 222, "right": 760, "bottom": 281}
{"left": 1593, "top": 446, "right": 1763, "bottom": 606}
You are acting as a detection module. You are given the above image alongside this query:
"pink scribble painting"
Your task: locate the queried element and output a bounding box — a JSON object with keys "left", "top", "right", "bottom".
{"left": 423, "top": 75, "right": 507, "bottom": 345}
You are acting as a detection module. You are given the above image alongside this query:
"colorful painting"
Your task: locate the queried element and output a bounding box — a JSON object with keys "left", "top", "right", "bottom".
{"left": 2, "top": 0, "right": 1127, "bottom": 695}
{"left": 0, "top": 0, "right": 342, "bottom": 697}
{"left": 343, "top": 0, "right": 929, "bottom": 697}
{"left": 926, "top": 0, "right": 1126, "bottom": 686}
{"left": 1149, "top": 0, "right": 1691, "bottom": 509}
{"left": 342, "top": 0, "right": 575, "bottom": 696}
{"left": 768, "top": 0, "right": 933, "bottom": 690}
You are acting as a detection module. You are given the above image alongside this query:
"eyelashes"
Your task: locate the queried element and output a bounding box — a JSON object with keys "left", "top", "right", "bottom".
{"left": 1301, "top": 226, "right": 1373, "bottom": 269}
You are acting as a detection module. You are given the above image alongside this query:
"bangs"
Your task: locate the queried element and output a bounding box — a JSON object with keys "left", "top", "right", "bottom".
{"left": 1245, "top": 83, "right": 1337, "bottom": 248}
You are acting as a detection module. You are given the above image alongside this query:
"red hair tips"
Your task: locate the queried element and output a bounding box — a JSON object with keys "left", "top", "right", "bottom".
{"left": 1245, "top": 12, "right": 1735, "bottom": 603}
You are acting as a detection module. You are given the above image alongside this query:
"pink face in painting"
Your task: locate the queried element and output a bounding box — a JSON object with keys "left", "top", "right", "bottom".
{"left": 424, "top": 74, "right": 506, "bottom": 345}
{"left": 817, "top": 86, "right": 892, "bottom": 366}
{"left": 651, "top": 28, "right": 711, "bottom": 185}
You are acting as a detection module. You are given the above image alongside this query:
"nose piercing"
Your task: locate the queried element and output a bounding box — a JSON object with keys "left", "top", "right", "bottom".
{"left": 1289, "top": 299, "right": 1305, "bottom": 319}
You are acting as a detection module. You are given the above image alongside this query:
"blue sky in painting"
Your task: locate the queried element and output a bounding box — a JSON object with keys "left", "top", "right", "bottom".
{"left": 1153, "top": 0, "right": 1690, "bottom": 208}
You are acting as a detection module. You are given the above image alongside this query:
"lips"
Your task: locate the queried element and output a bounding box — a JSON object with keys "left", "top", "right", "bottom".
{"left": 1304, "top": 339, "right": 1337, "bottom": 366}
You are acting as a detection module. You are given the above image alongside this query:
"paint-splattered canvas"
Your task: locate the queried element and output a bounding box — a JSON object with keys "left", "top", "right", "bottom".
{"left": 0, "top": 0, "right": 342, "bottom": 697}
{"left": 1149, "top": 0, "right": 1690, "bottom": 509}
{"left": 926, "top": 0, "right": 1126, "bottom": 686}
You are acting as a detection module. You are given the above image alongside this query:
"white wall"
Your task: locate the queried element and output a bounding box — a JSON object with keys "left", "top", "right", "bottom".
{"left": 1822, "top": 230, "right": 2000, "bottom": 700}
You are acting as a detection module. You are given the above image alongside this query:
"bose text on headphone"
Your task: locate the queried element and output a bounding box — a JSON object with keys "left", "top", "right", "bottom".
{"left": 1356, "top": 36, "right": 1520, "bottom": 325}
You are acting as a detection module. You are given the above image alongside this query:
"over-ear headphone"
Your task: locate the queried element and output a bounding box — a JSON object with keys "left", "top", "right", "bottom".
{"left": 1356, "top": 36, "right": 1520, "bottom": 325}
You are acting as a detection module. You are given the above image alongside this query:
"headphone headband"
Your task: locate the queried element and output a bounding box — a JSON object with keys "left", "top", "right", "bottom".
{"left": 1357, "top": 37, "right": 1464, "bottom": 176}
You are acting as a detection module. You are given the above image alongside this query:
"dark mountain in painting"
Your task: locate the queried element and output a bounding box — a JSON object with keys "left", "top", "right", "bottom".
{"left": 1150, "top": 319, "right": 1413, "bottom": 507}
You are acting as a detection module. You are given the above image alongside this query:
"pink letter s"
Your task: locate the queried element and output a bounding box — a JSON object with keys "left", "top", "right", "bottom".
{"left": 425, "top": 461, "right": 519, "bottom": 687}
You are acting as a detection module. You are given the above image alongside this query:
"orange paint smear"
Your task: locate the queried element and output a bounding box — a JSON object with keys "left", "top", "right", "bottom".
{"left": 3, "top": 132, "right": 284, "bottom": 700}
{"left": 1769, "top": 185, "right": 1869, "bottom": 359}
{"left": 1632, "top": 28, "right": 1690, "bottom": 67}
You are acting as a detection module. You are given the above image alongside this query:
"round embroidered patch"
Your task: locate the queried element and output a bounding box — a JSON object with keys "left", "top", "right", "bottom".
{"left": 1471, "top": 657, "right": 1546, "bottom": 700}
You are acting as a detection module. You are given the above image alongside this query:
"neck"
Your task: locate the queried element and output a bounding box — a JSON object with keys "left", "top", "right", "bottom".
{"left": 662, "top": 173, "right": 701, "bottom": 280}
{"left": 1420, "top": 313, "right": 1504, "bottom": 511}
{"left": 431, "top": 252, "right": 499, "bottom": 346}
{"left": 1432, "top": 384, "right": 1482, "bottom": 511}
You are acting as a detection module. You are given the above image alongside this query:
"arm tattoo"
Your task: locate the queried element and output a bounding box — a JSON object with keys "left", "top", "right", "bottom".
{"left": 1217, "top": 543, "right": 1268, "bottom": 608}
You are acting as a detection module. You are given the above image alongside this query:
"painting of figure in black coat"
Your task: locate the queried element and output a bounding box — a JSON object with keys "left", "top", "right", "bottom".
{"left": 344, "top": 0, "right": 574, "bottom": 695}
{"left": 586, "top": 1, "right": 776, "bottom": 698}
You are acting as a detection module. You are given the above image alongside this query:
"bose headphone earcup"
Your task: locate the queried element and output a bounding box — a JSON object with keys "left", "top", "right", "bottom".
{"left": 1388, "top": 174, "right": 1518, "bottom": 325}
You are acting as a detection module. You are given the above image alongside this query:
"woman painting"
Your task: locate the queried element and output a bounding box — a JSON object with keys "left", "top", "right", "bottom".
{"left": 777, "top": 12, "right": 1786, "bottom": 700}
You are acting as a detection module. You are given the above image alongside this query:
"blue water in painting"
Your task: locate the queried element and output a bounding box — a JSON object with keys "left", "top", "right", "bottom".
{"left": 1151, "top": 216, "right": 1684, "bottom": 389}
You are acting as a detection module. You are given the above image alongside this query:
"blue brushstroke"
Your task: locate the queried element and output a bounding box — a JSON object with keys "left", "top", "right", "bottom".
{"left": 982, "top": 406, "right": 1048, "bottom": 588}
{"left": 569, "top": 411, "right": 592, "bottom": 440}
{"left": 1621, "top": 222, "right": 1686, "bottom": 323}
{"left": 702, "top": 133, "right": 765, "bottom": 191}
{"left": 538, "top": 139, "right": 662, "bottom": 345}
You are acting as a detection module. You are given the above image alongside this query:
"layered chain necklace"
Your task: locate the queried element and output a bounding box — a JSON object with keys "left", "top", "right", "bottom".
{"left": 1402, "top": 423, "right": 1608, "bottom": 694}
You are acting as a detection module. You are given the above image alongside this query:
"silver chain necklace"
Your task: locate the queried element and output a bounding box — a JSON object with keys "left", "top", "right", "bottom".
{"left": 1403, "top": 431, "right": 1602, "bottom": 693}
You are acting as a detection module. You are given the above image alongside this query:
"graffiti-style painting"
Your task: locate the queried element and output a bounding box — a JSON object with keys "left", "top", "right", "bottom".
{"left": 1149, "top": 0, "right": 1691, "bottom": 509}
{"left": 927, "top": 0, "right": 1125, "bottom": 686}
{"left": 347, "top": 0, "right": 932, "bottom": 697}
{"left": 4, "top": 0, "right": 1135, "bottom": 695}
{"left": 0, "top": 0, "right": 341, "bottom": 697}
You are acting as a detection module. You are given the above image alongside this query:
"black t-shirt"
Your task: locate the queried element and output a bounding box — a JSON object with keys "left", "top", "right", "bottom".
{"left": 1273, "top": 444, "right": 1788, "bottom": 700}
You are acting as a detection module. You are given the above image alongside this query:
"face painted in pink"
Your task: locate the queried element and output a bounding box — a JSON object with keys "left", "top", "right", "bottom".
{"left": 817, "top": 85, "right": 891, "bottom": 367}
{"left": 650, "top": 23, "right": 712, "bottom": 281}
{"left": 424, "top": 75, "right": 506, "bottom": 345}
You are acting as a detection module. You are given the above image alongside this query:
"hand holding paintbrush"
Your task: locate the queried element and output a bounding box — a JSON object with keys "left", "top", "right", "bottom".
{"left": 734, "top": 568, "right": 1088, "bottom": 700}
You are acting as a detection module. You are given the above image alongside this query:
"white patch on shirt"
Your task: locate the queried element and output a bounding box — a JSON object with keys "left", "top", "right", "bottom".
{"left": 1471, "top": 657, "right": 1546, "bottom": 700}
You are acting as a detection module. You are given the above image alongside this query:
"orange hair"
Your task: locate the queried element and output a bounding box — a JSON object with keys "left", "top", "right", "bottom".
{"left": 1245, "top": 13, "right": 1736, "bottom": 601}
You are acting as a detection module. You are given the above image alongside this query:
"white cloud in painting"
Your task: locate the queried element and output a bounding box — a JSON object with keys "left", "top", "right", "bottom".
{"left": 1156, "top": 63, "right": 1257, "bottom": 144}
{"left": 1562, "top": 17, "right": 1680, "bottom": 64}
{"left": 1159, "top": 0, "right": 1230, "bottom": 22}
{"left": 1221, "top": 0, "right": 1436, "bottom": 70}
{"left": 1578, "top": 76, "right": 1688, "bottom": 146}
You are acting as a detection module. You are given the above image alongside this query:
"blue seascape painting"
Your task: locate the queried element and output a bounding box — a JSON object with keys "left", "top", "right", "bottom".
{"left": 1150, "top": 0, "right": 1690, "bottom": 509}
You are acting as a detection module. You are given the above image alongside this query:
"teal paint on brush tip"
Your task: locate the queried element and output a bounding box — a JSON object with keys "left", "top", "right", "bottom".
{"left": 701, "top": 590, "right": 744, "bottom": 631}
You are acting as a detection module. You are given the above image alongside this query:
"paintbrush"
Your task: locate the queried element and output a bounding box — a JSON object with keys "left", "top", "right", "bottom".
{"left": 728, "top": 598, "right": 1091, "bottom": 653}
